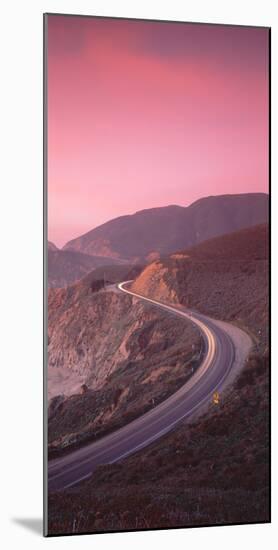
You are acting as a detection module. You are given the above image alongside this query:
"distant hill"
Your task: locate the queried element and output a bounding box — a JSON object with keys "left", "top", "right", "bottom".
{"left": 63, "top": 193, "right": 268, "bottom": 262}
{"left": 48, "top": 241, "right": 59, "bottom": 251}
{"left": 48, "top": 249, "right": 127, "bottom": 288}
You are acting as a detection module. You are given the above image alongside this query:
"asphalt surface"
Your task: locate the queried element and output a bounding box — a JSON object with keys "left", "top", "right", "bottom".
{"left": 48, "top": 281, "right": 238, "bottom": 492}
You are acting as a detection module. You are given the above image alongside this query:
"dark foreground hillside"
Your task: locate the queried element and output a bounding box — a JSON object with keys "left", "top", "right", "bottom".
{"left": 48, "top": 347, "right": 269, "bottom": 533}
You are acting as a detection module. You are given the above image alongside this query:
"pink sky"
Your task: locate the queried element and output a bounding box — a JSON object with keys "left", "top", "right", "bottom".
{"left": 47, "top": 16, "right": 269, "bottom": 248}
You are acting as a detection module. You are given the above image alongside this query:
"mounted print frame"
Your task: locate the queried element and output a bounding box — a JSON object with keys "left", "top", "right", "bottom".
{"left": 43, "top": 13, "right": 270, "bottom": 537}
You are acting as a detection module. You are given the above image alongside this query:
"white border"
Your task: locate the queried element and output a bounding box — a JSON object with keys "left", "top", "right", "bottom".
{"left": 0, "top": 1, "right": 275, "bottom": 548}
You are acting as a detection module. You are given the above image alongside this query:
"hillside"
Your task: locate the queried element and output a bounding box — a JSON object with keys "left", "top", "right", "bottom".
{"left": 131, "top": 224, "right": 269, "bottom": 350}
{"left": 48, "top": 223, "right": 269, "bottom": 534}
{"left": 48, "top": 249, "right": 127, "bottom": 288}
{"left": 63, "top": 193, "right": 268, "bottom": 261}
{"left": 48, "top": 240, "right": 58, "bottom": 251}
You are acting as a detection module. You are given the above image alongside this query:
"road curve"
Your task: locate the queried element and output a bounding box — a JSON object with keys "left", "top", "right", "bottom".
{"left": 48, "top": 281, "right": 246, "bottom": 492}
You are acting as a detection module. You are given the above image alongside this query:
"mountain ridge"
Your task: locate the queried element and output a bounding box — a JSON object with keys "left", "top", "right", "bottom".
{"left": 62, "top": 193, "right": 268, "bottom": 261}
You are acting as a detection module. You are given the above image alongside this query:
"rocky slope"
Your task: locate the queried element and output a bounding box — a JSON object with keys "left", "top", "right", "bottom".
{"left": 63, "top": 193, "right": 268, "bottom": 261}
{"left": 48, "top": 278, "right": 201, "bottom": 453}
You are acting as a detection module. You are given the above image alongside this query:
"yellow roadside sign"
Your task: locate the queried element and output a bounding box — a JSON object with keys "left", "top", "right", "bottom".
{"left": 213, "top": 391, "right": 220, "bottom": 405}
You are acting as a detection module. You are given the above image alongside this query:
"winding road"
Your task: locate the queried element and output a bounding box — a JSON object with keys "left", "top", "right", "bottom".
{"left": 48, "top": 281, "right": 251, "bottom": 492}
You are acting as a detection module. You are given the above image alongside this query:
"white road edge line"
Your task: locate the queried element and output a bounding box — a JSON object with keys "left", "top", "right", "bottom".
{"left": 62, "top": 472, "right": 92, "bottom": 490}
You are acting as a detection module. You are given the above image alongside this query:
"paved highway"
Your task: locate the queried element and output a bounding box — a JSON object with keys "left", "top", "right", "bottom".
{"left": 48, "top": 281, "right": 247, "bottom": 492}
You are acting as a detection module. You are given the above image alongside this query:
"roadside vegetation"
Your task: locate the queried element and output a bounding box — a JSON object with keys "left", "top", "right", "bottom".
{"left": 48, "top": 348, "right": 269, "bottom": 534}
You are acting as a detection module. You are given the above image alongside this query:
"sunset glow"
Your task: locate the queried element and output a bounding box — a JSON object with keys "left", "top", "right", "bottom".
{"left": 47, "top": 16, "right": 269, "bottom": 247}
